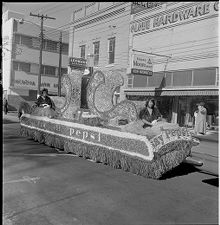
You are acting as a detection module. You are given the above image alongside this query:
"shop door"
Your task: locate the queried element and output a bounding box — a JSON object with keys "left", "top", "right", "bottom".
{"left": 157, "top": 97, "right": 173, "bottom": 122}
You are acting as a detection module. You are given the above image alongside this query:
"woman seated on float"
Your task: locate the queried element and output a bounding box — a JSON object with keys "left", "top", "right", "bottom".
{"left": 139, "top": 98, "right": 162, "bottom": 128}
{"left": 36, "top": 88, "right": 54, "bottom": 109}
{"left": 33, "top": 88, "right": 56, "bottom": 118}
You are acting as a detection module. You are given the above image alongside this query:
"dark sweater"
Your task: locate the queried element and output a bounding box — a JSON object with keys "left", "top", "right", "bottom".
{"left": 36, "top": 96, "right": 53, "bottom": 108}
{"left": 139, "top": 107, "right": 161, "bottom": 123}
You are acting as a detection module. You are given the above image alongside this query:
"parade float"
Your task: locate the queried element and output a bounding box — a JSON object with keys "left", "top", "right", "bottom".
{"left": 19, "top": 62, "right": 201, "bottom": 179}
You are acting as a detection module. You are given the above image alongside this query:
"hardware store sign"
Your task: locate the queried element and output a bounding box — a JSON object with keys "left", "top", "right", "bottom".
{"left": 131, "top": 2, "right": 219, "bottom": 34}
{"left": 131, "top": 54, "right": 153, "bottom": 76}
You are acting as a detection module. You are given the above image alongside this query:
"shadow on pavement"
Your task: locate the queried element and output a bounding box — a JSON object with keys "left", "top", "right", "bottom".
{"left": 3, "top": 119, "right": 18, "bottom": 124}
{"left": 202, "top": 178, "right": 219, "bottom": 187}
{"left": 160, "top": 163, "right": 200, "bottom": 180}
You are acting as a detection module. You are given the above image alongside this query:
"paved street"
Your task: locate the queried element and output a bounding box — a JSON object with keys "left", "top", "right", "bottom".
{"left": 3, "top": 116, "right": 218, "bottom": 225}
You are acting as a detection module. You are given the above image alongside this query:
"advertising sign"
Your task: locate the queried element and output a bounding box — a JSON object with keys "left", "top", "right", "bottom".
{"left": 131, "top": 2, "right": 219, "bottom": 34}
{"left": 69, "top": 57, "right": 87, "bottom": 70}
{"left": 14, "top": 71, "right": 64, "bottom": 93}
{"left": 131, "top": 54, "right": 153, "bottom": 76}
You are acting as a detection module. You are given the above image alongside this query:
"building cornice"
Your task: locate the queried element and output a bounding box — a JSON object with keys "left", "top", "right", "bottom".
{"left": 73, "top": 2, "right": 127, "bottom": 23}
{"left": 73, "top": 7, "right": 127, "bottom": 29}
{"left": 73, "top": 2, "right": 130, "bottom": 27}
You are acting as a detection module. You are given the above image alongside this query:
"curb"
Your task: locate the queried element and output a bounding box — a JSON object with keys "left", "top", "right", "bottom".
{"left": 192, "top": 151, "right": 218, "bottom": 160}
{"left": 192, "top": 135, "right": 218, "bottom": 143}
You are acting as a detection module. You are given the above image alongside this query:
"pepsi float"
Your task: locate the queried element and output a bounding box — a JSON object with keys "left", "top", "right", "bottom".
{"left": 19, "top": 66, "right": 202, "bottom": 179}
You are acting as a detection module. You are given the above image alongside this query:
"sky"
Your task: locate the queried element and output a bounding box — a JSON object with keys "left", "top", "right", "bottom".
{"left": 3, "top": 2, "right": 89, "bottom": 28}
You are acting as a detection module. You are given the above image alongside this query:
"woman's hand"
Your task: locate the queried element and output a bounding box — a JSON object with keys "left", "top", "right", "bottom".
{"left": 142, "top": 119, "right": 153, "bottom": 127}
{"left": 157, "top": 117, "right": 162, "bottom": 122}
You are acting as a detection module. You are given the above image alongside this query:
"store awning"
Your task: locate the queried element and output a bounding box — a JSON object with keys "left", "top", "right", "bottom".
{"left": 124, "top": 89, "right": 219, "bottom": 96}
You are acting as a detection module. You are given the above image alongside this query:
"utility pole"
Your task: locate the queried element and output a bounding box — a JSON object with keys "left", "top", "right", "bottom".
{"left": 30, "top": 13, "right": 56, "bottom": 97}
{"left": 58, "top": 31, "right": 62, "bottom": 97}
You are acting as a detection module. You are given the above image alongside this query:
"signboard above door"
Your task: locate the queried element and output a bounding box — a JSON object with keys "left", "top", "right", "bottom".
{"left": 69, "top": 57, "right": 87, "bottom": 70}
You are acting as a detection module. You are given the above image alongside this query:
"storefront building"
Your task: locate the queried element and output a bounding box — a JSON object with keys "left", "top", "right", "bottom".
{"left": 124, "top": 2, "right": 219, "bottom": 127}
{"left": 69, "top": 2, "right": 133, "bottom": 99}
{"left": 2, "top": 10, "right": 69, "bottom": 110}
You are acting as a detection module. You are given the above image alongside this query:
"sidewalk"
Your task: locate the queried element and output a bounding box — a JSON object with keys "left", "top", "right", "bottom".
{"left": 3, "top": 111, "right": 19, "bottom": 123}
{"left": 189, "top": 128, "right": 219, "bottom": 143}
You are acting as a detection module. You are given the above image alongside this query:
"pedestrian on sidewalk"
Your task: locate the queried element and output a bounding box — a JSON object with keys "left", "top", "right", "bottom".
{"left": 3, "top": 97, "right": 8, "bottom": 115}
{"left": 194, "top": 102, "right": 207, "bottom": 135}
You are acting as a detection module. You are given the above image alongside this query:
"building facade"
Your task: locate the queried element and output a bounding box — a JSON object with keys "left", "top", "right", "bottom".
{"left": 124, "top": 2, "right": 219, "bottom": 127}
{"left": 2, "top": 10, "right": 69, "bottom": 110}
{"left": 69, "top": 2, "right": 133, "bottom": 99}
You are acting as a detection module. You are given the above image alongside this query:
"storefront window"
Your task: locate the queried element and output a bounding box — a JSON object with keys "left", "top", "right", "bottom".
{"left": 156, "top": 97, "right": 173, "bottom": 122}
{"left": 148, "top": 72, "right": 164, "bottom": 87}
{"left": 133, "top": 74, "right": 148, "bottom": 88}
{"left": 193, "top": 68, "right": 216, "bottom": 86}
{"left": 182, "top": 96, "right": 219, "bottom": 127}
{"left": 165, "top": 72, "right": 172, "bottom": 87}
{"left": 173, "top": 70, "right": 192, "bottom": 86}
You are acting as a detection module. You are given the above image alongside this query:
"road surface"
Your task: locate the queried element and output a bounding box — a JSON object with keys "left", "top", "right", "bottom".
{"left": 3, "top": 121, "right": 218, "bottom": 225}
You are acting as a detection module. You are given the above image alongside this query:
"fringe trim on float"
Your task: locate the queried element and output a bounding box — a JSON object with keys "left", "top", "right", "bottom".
{"left": 20, "top": 126, "right": 191, "bottom": 179}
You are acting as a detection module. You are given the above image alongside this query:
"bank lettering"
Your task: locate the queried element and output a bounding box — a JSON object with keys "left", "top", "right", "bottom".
{"left": 132, "top": 54, "right": 153, "bottom": 76}
{"left": 15, "top": 79, "right": 36, "bottom": 86}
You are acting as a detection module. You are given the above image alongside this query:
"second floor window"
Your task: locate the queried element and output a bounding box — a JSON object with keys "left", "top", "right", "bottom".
{"left": 13, "top": 61, "right": 30, "bottom": 73}
{"left": 14, "top": 34, "right": 68, "bottom": 54}
{"left": 61, "top": 68, "right": 68, "bottom": 75}
{"left": 93, "top": 41, "right": 100, "bottom": 66}
{"left": 44, "top": 40, "right": 57, "bottom": 52}
{"left": 41, "top": 65, "right": 56, "bottom": 76}
{"left": 108, "top": 37, "right": 115, "bottom": 64}
{"left": 80, "top": 45, "right": 86, "bottom": 59}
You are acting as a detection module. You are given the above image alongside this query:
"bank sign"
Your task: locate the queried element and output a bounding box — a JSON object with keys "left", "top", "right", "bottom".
{"left": 131, "top": 54, "right": 153, "bottom": 76}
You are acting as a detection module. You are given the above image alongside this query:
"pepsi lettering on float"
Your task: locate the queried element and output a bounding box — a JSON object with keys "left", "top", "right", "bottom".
{"left": 70, "top": 128, "right": 101, "bottom": 142}
{"left": 131, "top": 54, "right": 153, "bottom": 76}
{"left": 150, "top": 127, "right": 192, "bottom": 152}
{"left": 131, "top": 2, "right": 219, "bottom": 34}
